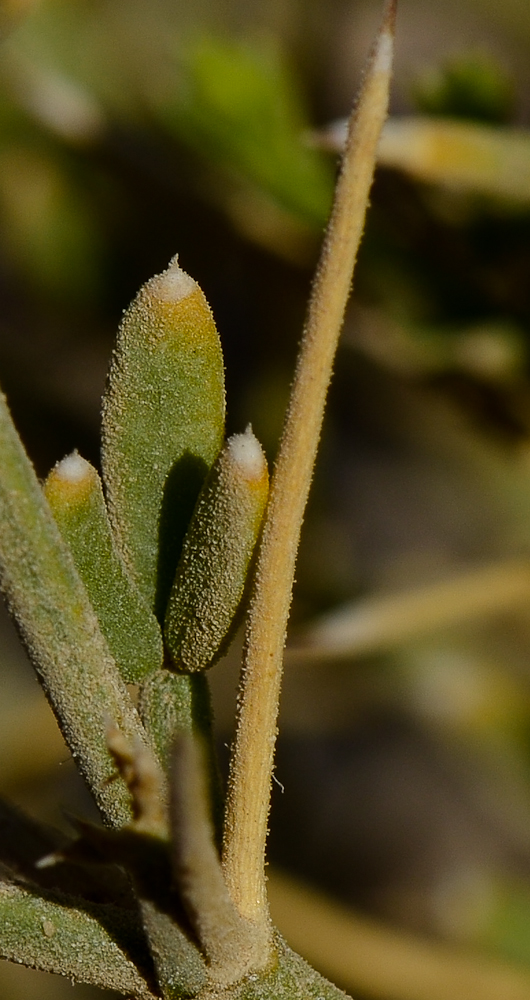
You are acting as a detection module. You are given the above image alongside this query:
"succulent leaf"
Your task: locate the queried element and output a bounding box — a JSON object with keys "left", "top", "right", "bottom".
{"left": 0, "top": 388, "right": 148, "bottom": 828}
{"left": 165, "top": 427, "right": 268, "bottom": 673}
{"left": 45, "top": 452, "right": 163, "bottom": 683}
{"left": 101, "top": 256, "right": 226, "bottom": 619}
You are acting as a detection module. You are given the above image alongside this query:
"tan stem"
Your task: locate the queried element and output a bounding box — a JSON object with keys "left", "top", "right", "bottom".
{"left": 222, "top": 0, "right": 396, "bottom": 930}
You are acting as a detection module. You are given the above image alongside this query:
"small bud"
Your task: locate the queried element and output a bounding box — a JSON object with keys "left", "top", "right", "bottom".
{"left": 45, "top": 453, "right": 163, "bottom": 683}
{"left": 164, "top": 427, "right": 269, "bottom": 673}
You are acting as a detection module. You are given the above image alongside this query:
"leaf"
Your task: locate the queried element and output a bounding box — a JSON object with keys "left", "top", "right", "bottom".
{"left": 0, "top": 880, "right": 158, "bottom": 999}
{"left": 45, "top": 452, "right": 163, "bottom": 683}
{"left": 0, "top": 797, "right": 132, "bottom": 905}
{"left": 165, "top": 427, "right": 268, "bottom": 673}
{"left": 138, "top": 671, "right": 224, "bottom": 840}
{"left": 193, "top": 934, "right": 351, "bottom": 1000}
{"left": 0, "top": 387, "right": 152, "bottom": 828}
{"left": 101, "top": 255, "right": 225, "bottom": 620}
{"left": 139, "top": 671, "right": 211, "bottom": 768}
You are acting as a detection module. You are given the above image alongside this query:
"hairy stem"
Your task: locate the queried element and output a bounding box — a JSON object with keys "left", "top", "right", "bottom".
{"left": 171, "top": 736, "right": 263, "bottom": 984}
{"left": 222, "top": 0, "right": 396, "bottom": 928}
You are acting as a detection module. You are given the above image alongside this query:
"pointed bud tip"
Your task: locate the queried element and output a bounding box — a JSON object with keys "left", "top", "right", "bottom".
{"left": 53, "top": 451, "right": 92, "bottom": 484}
{"left": 149, "top": 254, "right": 197, "bottom": 304}
{"left": 227, "top": 426, "right": 267, "bottom": 482}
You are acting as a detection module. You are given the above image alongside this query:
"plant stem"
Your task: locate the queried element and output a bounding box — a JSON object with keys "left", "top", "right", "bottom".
{"left": 171, "top": 736, "right": 262, "bottom": 984}
{"left": 222, "top": 0, "right": 396, "bottom": 929}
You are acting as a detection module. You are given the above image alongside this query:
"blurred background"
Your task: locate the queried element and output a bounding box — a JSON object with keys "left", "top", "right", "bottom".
{"left": 1, "top": 0, "right": 530, "bottom": 997}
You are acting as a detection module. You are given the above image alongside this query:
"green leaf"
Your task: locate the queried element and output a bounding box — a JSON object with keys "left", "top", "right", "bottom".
{"left": 55, "top": 817, "right": 208, "bottom": 1000}
{"left": 101, "top": 255, "right": 225, "bottom": 619}
{"left": 140, "top": 901, "right": 207, "bottom": 1000}
{"left": 165, "top": 427, "right": 268, "bottom": 673}
{"left": 193, "top": 934, "right": 351, "bottom": 1000}
{"left": 162, "top": 36, "right": 334, "bottom": 228}
{"left": 0, "top": 387, "right": 151, "bottom": 828}
{"left": 139, "top": 671, "right": 211, "bottom": 769}
{"left": 0, "top": 880, "right": 158, "bottom": 999}
{"left": 45, "top": 452, "right": 163, "bottom": 683}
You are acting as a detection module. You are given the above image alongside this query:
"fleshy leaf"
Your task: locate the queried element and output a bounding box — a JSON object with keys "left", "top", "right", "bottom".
{"left": 0, "top": 880, "right": 158, "bottom": 999}
{"left": 0, "top": 388, "right": 150, "bottom": 828}
{"left": 45, "top": 452, "right": 163, "bottom": 682}
{"left": 192, "top": 934, "right": 351, "bottom": 1000}
{"left": 101, "top": 255, "right": 225, "bottom": 619}
{"left": 139, "top": 671, "right": 211, "bottom": 770}
{"left": 165, "top": 427, "right": 268, "bottom": 673}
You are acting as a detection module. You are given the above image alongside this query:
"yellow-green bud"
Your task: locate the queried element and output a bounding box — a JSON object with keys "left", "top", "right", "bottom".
{"left": 45, "top": 452, "right": 163, "bottom": 683}
{"left": 101, "top": 256, "right": 225, "bottom": 619}
{"left": 164, "top": 426, "right": 269, "bottom": 672}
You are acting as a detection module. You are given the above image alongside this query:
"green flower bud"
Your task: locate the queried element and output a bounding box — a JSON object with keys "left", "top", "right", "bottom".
{"left": 165, "top": 426, "right": 269, "bottom": 673}
{"left": 101, "top": 256, "right": 225, "bottom": 619}
{"left": 45, "top": 452, "right": 163, "bottom": 683}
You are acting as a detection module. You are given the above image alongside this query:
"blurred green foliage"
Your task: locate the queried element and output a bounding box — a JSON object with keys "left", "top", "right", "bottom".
{"left": 161, "top": 36, "right": 334, "bottom": 228}
{"left": 413, "top": 50, "right": 515, "bottom": 124}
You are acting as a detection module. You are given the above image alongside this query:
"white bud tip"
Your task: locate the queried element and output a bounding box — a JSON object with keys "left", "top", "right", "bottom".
{"left": 55, "top": 452, "right": 91, "bottom": 483}
{"left": 227, "top": 426, "right": 266, "bottom": 481}
{"left": 150, "top": 255, "right": 197, "bottom": 303}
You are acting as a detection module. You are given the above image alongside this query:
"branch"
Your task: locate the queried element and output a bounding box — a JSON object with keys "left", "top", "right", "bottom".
{"left": 222, "top": 0, "right": 396, "bottom": 930}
